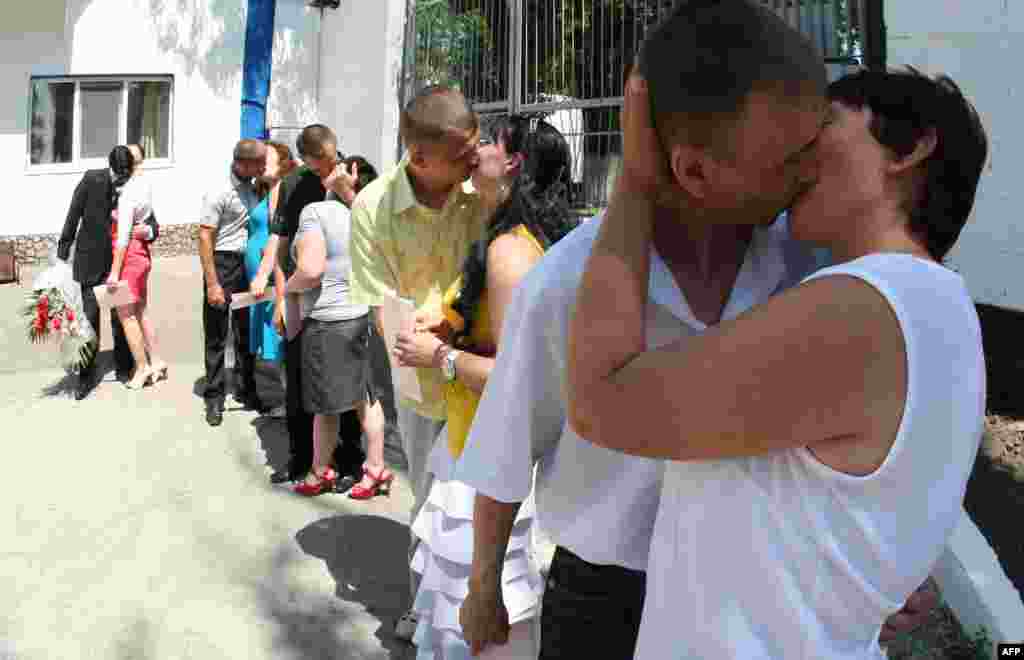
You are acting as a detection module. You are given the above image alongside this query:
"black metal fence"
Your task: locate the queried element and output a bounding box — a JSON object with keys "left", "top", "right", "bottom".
{"left": 404, "top": 0, "right": 884, "bottom": 209}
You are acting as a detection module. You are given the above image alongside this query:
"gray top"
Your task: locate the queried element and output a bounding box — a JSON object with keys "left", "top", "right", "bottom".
{"left": 292, "top": 201, "right": 369, "bottom": 322}
{"left": 199, "top": 168, "right": 259, "bottom": 253}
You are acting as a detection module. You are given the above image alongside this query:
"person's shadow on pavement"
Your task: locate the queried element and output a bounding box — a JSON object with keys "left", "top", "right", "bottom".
{"left": 296, "top": 515, "right": 414, "bottom": 658}
{"left": 253, "top": 416, "right": 291, "bottom": 476}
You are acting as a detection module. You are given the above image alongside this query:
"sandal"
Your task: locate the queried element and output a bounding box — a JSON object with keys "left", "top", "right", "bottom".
{"left": 348, "top": 466, "right": 394, "bottom": 500}
{"left": 293, "top": 467, "right": 338, "bottom": 497}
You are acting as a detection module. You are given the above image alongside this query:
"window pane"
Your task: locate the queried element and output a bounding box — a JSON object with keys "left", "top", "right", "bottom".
{"left": 80, "top": 81, "right": 123, "bottom": 159}
{"left": 126, "top": 81, "right": 171, "bottom": 159}
{"left": 29, "top": 81, "right": 74, "bottom": 165}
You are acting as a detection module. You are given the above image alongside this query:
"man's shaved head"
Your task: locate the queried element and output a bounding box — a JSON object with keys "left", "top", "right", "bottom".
{"left": 639, "top": 0, "right": 826, "bottom": 155}
{"left": 400, "top": 86, "right": 478, "bottom": 149}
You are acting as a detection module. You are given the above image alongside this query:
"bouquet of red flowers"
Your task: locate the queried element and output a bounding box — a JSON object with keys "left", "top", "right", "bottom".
{"left": 23, "top": 257, "right": 97, "bottom": 374}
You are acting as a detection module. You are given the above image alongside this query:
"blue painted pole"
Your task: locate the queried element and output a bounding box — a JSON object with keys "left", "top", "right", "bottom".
{"left": 240, "top": 0, "right": 277, "bottom": 140}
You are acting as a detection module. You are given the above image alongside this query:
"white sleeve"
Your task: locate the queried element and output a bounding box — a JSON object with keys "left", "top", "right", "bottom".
{"left": 115, "top": 188, "right": 134, "bottom": 249}
{"left": 454, "top": 264, "right": 569, "bottom": 504}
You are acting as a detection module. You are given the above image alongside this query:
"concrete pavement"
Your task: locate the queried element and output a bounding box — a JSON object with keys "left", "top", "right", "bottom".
{"left": 0, "top": 257, "right": 419, "bottom": 659}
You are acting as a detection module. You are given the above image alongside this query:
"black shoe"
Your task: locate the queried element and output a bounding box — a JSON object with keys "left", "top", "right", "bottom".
{"left": 270, "top": 460, "right": 306, "bottom": 484}
{"left": 269, "top": 470, "right": 292, "bottom": 484}
{"left": 234, "top": 393, "right": 263, "bottom": 411}
{"left": 74, "top": 381, "right": 93, "bottom": 401}
{"left": 205, "top": 400, "right": 224, "bottom": 426}
{"left": 334, "top": 474, "right": 357, "bottom": 494}
{"left": 74, "top": 371, "right": 96, "bottom": 401}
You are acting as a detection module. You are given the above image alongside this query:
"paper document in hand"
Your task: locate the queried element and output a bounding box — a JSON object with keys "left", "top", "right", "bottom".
{"left": 92, "top": 283, "right": 137, "bottom": 309}
{"left": 230, "top": 290, "right": 275, "bottom": 310}
{"left": 379, "top": 293, "right": 423, "bottom": 403}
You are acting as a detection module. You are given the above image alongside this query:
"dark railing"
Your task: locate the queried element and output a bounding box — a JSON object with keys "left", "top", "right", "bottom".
{"left": 405, "top": 0, "right": 884, "bottom": 209}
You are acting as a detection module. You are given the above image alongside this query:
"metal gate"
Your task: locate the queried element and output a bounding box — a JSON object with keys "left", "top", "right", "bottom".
{"left": 403, "top": 0, "right": 884, "bottom": 210}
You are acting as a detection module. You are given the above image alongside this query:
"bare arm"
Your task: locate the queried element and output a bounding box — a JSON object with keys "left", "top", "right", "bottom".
{"left": 251, "top": 183, "right": 283, "bottom": 296}
{"left": 199, "top": 227, "right": 219, "bottom": 291}
{"left": 286, "top": 230, "right": 326, "bottom": 294}
{"left": 462, "top": 493, "right": 522, "bottom": 655}
{"left": 565, "top": 186, "right": 654, "bottom": 442}
{"left": 450, "top": 233, "right": 543, "bottom": 394}
{"left": 469, "top": 493, "right": 521, "bottom": 589}
{"left": 272, "top": 262, "right": 286, "bottom": 298}
{"left": 566, "top": 71, "right": 657, "bottom": 451}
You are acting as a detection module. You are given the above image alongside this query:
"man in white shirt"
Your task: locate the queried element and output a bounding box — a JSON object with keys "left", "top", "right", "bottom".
{"left": 457, "top": 2, "right": 937, "bottom": 658}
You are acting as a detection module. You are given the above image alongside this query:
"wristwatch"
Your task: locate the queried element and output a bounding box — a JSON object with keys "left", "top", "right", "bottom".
{"left": 442, "top": 348, "right": 461, "bottom": 382}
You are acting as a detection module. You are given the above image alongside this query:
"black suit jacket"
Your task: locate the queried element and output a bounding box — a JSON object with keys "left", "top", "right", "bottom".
{"left": 57, "top": 169, "right": 160, "bottom": 286}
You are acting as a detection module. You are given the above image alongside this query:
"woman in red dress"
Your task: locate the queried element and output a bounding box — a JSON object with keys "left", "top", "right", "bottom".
{"left": 106, "top": 145, "right": 167, "bottom": 389}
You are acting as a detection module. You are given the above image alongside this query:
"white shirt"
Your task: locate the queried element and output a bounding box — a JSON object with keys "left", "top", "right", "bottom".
{"left": 634, "top": 254, "right": 984, "bottom": 659}
{"left": 455, "top": 214, "right": 823, "bottom": 571}
{"left": 199, "top": 169, "right": 259, "bottom": 253}
{"left": 114, "top": 176, "right": 153, "bottom": 249}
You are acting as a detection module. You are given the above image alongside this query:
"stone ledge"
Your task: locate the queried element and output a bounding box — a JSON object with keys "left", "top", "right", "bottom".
{"left": 2, "top": 223, "right": 200, "bottom": 266}
{"left": 932, "top": 510, "right": 1024, "bottom": 644}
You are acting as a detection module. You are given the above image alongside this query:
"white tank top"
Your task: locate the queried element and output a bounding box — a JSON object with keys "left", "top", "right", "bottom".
{"left": 634, "top": 253, "right": 985, "bottom": 660}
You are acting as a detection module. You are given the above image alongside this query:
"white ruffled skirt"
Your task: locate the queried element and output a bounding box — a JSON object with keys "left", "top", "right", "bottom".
{"left": 410, "top": 429, "right": 543, "bottom": 660}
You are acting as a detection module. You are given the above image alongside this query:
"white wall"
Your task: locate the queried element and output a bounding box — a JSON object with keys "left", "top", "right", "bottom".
{"left": 887, "top": 1, "right": 1024, "bottom": 309}
{"left": 0, "top": 3, "right": 71, "bottom": 236}
{"left": 317, "top": 0, "right": 406, "bottom": 174}
{"left": 0, "top": 0, "right": 320, "bottom": 237}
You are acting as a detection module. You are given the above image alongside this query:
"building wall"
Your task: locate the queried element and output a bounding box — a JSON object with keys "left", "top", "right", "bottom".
{"left": 317, "top": 0, "right": 407, "bottom": 174}
{"left": 1, "top": 0, "right": 320, "bottom": 250}
{"left": 887, "top": 1, "right": 1023, "bottom": 309}
{"left": 0, "top": 3, "right": 72, "bottom": 241}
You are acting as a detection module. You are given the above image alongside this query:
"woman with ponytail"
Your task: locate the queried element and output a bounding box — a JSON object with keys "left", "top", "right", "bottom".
{"left": 106, "top": 145, "right": 165, "bottom": 389}
{"left": 393, "top": 116, "right": 576, "bottom": 659}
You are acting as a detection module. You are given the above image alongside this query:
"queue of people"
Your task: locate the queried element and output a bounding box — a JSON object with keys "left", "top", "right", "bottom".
{"left": 55, "top": 1, "right": 991, "bottom": 657}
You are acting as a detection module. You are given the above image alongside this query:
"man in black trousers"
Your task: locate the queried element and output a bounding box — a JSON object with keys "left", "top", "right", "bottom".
{"left": 57, "top": 148, "right": 160, "bottom": 400}
{"left": 198, "top": 139, "right": 267, "bottom": 426}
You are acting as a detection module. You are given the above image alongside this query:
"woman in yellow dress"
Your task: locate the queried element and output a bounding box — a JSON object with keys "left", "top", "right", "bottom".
{"left": 397, "top": 116, "right": 575, "bottom": 659}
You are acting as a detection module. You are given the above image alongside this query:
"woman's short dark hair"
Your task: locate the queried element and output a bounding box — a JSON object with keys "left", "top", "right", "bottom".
{"left": 108, "top": 145, "right": 135, "bottom": 194}
{"left": 451, "top": 115, "right": 577, "bottom": 343}
{"left": 342, "top": 155, "right": 379, "bottom": 193}
{"left": 828, "top": 68, "right": 988, "bottom": 260}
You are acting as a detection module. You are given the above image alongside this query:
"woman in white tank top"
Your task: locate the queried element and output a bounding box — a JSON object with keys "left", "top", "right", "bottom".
{"left": 567, "top": 68, "right": 989, "bottom": 659}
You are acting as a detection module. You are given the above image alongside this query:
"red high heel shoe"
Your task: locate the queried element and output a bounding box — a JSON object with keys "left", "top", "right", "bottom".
{"left": 348, "top": 467, "right": 394, "bottom": 500}
{"left": 293, "top": 468, "right": 338, "bottom": 497}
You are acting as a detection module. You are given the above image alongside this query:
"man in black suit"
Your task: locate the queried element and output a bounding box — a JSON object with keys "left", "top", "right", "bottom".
{"left": 57, "top": 163, "right": 160, "bottom": 400}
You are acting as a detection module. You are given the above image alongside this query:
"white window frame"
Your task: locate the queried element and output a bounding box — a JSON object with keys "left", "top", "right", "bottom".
{"left": 25, "top": 74, "right": 175, "bottom": 175}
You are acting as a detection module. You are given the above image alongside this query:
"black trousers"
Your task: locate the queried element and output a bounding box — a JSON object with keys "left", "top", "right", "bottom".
{"left": 540, "top": 546, "right": 647, "bottom": 660}
{"left": 79, "top": 283, "right": 102, "bottom": 378}
{"left": 202, "top": 252, "right": 255, "bottom": 403}
{"left": 79, "top": 282, "right": 134, "bottom": 378}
